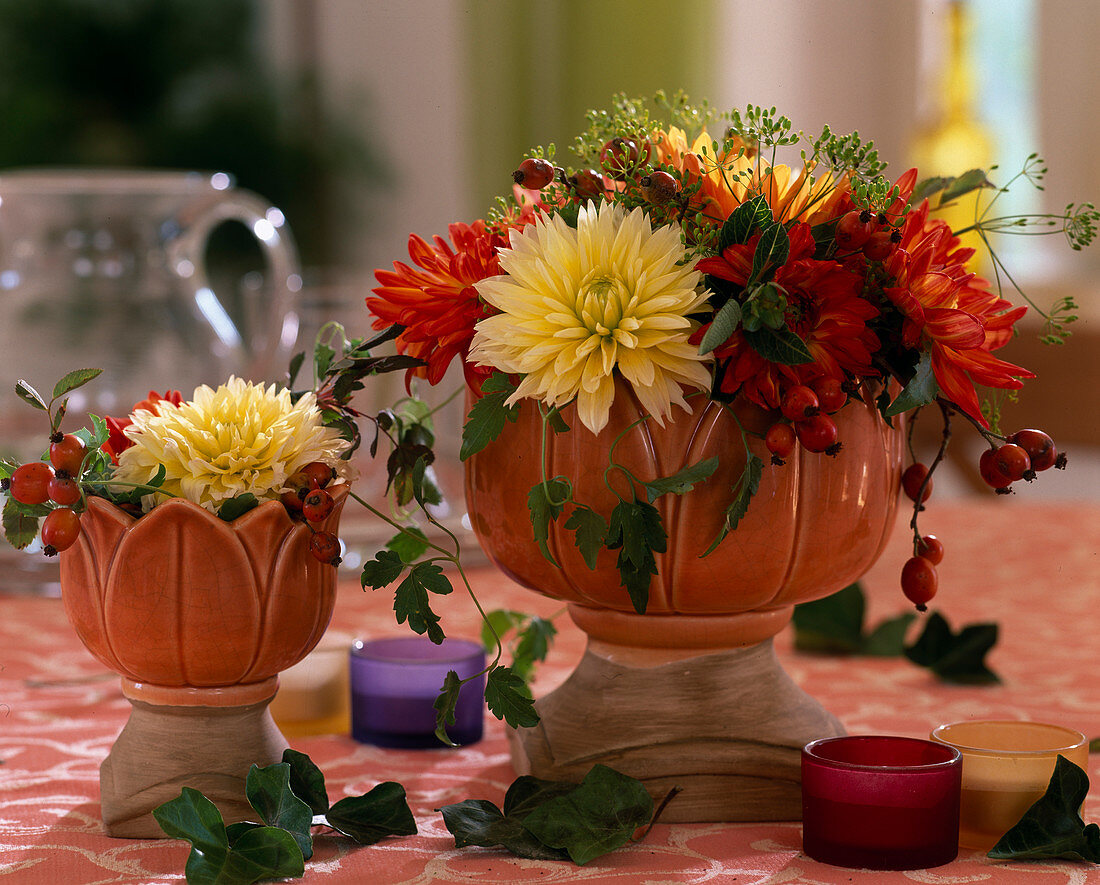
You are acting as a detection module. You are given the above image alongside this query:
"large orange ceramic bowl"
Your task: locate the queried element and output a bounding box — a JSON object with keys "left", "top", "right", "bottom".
{"left": 465, "top": 382, "right": 902, "bottom": 649}
{"left": 60, "top": 484, "right": 348, "bottom": 705}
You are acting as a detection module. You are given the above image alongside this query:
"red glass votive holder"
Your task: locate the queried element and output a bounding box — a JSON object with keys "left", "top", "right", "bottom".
{"left": 349, "top": 636, "right": 485, "bottom": 748}
{"left": 802, "top": 735, "right": 962, "bottom": 870}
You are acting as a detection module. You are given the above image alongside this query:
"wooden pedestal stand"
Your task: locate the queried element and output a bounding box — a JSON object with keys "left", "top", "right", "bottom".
{"left": 508, "top": 638, "right": 845, "bottom": 822}
{"left": 99, "top": 679, "right": 288, "bottom": 838}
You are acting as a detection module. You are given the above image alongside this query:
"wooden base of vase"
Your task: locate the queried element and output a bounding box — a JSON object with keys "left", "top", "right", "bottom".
{"left": 508, "top": 639, "right": 844, "bottom": 822}
{"left": 99, "top": 694, "right": 289, "bottom": 838}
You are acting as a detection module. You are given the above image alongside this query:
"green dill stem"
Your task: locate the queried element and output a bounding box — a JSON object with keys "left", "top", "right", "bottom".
{"left": 602, "top": 413, "right": 651, "bottom": 501}
{"left": 536, "top": 406, "right": 571, "bottom": 507}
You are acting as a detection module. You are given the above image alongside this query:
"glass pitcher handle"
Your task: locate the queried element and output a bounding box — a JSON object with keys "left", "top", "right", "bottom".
{"left": 166, "top": 186, "right": 301, "bottom": 381}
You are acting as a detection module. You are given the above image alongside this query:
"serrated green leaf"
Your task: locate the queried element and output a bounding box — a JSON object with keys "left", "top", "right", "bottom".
{"left": 642, "top": 456, "right": 719, "bottom": 503}
{"left": 14, "top": 380, "right": 47, "bottom": 411}
{"left": 2, "top": 498, "right": 41, "bottom": 549}
{"left": 245, "top": 762, "right": 314, "bottom": 861}
{"left": 563, "top": 505, "right": 606, "bottom": 570}
{"left": 703, "top": 453, "right": 763, "bottom": 556}
{"left": 281, "top": 748, "right": 329, "bottom": 816}
{"left": 217, "top": 494, "right": 259, "bottom": 522}
{"left": 743, "top": 326, "right": 813, "bottom": 365}
{"left": 360, "top": 549, "right": 406, "bottom": 589}
{"left": 718, "top": 193, "right": 770, "bottom": 251}
{"left": 433, "top": 669, "right": 464, "bottom": 746}
{"left": 521, "top": 764, "right": 654, "bottom": 865}
{"left": 51, "top": 368, "right": 102, "bottom": 400}
{"left": 606, "top": 500, "right": 665, "bottom": 614}
{"left": 485, "top": 665, "right": 539, "bottom": 729}
{"left": 314, "top": 342, "right": 336, "bottom": 380}
{"left": 480, "top": 609, "right": 528, "bottom": 651}
{"left": 514, "top": 617, "right": 557, "bottom": 671}
{"left": 904, "top": 612, "right": 1000, "bottom": 684}
{"left": 749, "top": 222, "right": 790, "bottom": 284}
{"left": 460, "top": 373, "right": 520, "bottom": 460}
{"left": 698, "top": 299, "right": 742, "bottom": 355}
{"left": 546, "top": 408, "right": 570, "bottom": 434}
{"left": 76, "top": 413, "right": 111, "bottom": 450}
{"left": 885, "top": 350, "right": 940, "bottom": 416}
{"left": 988, "top": 756, "right": 1100, "bottom": 862}
{"left": 385, "top": 525, "right": 430, "bottom": 563}
{"left": 393, "top": 562, "right": 453, "bottom": 644}
{"left": 527, "top": 478, "right": 571, "bottom": 567}
{"left": 324, "top": 782, "right": 417, "bottom": 845}
{"left": 0, "top": 458, "right": 17, "bottom": 480}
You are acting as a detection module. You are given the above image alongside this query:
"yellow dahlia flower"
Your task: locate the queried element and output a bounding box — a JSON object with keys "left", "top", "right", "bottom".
{"left": 469, "top": 201, "right": 712, "bottom": 435}
{"left": 112, "top": 377, "right": 351, "bottom": 513}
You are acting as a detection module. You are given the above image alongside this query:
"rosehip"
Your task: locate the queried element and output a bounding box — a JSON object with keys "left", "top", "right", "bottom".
{"left": 978, "top": 448, "right": 1014, "bottom": 490}
{"left": 512, "top": 157, "right": 555, "bottom": 190}
{"left": 901, "top": 463, "right": 933, "bottom": 503}
{"left": 598, "top": 137, "right": 650, "bottom": 180}
{"left": 41, "top": 506, "right": 81, "bottom": 554}
{"left": 280, "top": 489, "right": 303, "bottom": 514}
{"left": 640, "top": 170, "right": 679, "bottom": 205}
{"left": 49, "top": 433, "right": 87, "bottom": 475}
{"left": 9, "top": 461, "right": 55, "bottom": 505}
{"left": 992, "top": 443, "right": 1030, "bottom": 482}
{"left": 834, "top": 210, "right": 874, "bottom": 250}
{"left": 862, "top": 230, "right": 895, "bottom": 261}
{"left": 781, "top": 385, "right": 820, "bottom": 421}
{"left": 916, "top": 534, "right": 945, "bottom": 565}
{"left": 1008, "top": 428, "right": 1057, "bottom": 472}
{"left": 812, "top": 377, "right": 847, "bottom": 413}
{"left": 901, "top": 556, "right": 938, "bottom": 609}
{"left": 795, "top": 413, "right": 838, "bottom": 454}
{"left": 47, "top": 475, "right": 81, "bottom": 507}
{"left": 309, "top": 531, "right": 342, "bottom": 565}
{"left": 765, "top": 422, "right": 797, "bottom": 460}
{"left": 568, "top": 168, "right": 606, "bottom": 200}
{"left": 298, "top": 461, "right": 334, "bottom": 489}
{"left": 302, "top": 488, "right": 335, "bottom": 524}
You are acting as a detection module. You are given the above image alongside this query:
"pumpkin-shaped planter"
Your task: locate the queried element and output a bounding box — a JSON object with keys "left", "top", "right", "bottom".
{"left": 465, "top": 382, "right": 903, "bottom": 821}
{"left": 60, "top": 485, "right": 348, "bottom": 837}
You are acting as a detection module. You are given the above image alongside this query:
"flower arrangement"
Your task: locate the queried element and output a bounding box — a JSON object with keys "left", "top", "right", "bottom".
{"left": 369, "top": 92, "right": 1095, "bottom": 612}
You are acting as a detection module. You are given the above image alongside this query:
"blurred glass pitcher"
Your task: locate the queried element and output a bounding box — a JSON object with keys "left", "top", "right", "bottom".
{"left": 0, "top": 168, "right": 301, "bottom": 461}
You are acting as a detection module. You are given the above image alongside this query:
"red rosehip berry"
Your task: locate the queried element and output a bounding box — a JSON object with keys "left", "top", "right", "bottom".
{"left": 795, "top": 413, "right": 838, "bottom": 454}
{"left": 834, "top": 210, "right": 875, "bottom": 250}
{"left": 862, "top": 230, "right": 896, "bottom": 261}
{"left": 298, "top": 461, "right": 334, "bottom": 489}
{"left": 640, "top": 170, "right": 679, "bottom": 205}
{"left": 49, "top": 433, "right": 87, "bottom": 475}
{"left": 9, "top": 461, "right": 55, "bottom": 506}
{"left": 1008, "top": 428, "right": 1057, "bottom": 472}
{"left": 781, "top": 385, "right": 820, "bottom": 421}
{"left": 978, "top": 448, "right": 1014, "bottom": 491}
{"left": 47, "top": 475, "right": 82, "bottom": 507}
{"left": 916, "top": 534, "right": 945, "bottom": 565}
{"left": 811, "top": 377, "right": 848, "bottom": 413}
{"left": 280, "top": 489, "right": 303, "bottom": 514}
{"left": 598, "top": 137, "right": 650, "bottom": 180}
{"left": 765, "top": 422, "right": 797, "bottom": 460}
{"left": 901, "top": 556, "right": 938, "bottom": 610}
{"left": 901, "top": 463, "right": 933, "bottom": 503}
{"left": 992, "top": 443, "right": 1031, "bottom": 482}
{"left": 568, "top": 168, "right": 606, "bottom": 200}
{"left": 302, "top": 488, "right": 335, "bottom": 525}
{"left": 309, "top": 531, "right": 342, "bottom": 565}
{"left": 41, "top": 506, "right": 81, "bottom": 554}
{"left": 512, "top": 157, "right": 555, "bottom": 190}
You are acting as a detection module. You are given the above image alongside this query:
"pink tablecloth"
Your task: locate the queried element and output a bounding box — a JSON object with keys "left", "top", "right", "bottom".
{"left": 1, "top": 498, "right": 1099, "bottom": 884}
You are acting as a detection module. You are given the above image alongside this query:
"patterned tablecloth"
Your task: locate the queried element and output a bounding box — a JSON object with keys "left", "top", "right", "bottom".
{"left": 1, "top": 498, "right": 1098, "bottom": 884}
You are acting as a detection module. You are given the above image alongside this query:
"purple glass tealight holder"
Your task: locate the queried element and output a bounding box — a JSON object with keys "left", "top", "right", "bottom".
{"left": 349, "top": 636, "right": 486, "bottom": 749}
{"left": 801, "top": 735, "right": 962, "bottom": 870}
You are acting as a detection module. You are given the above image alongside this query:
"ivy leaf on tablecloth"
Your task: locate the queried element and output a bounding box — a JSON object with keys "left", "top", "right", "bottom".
{"left": 904, "top": 611, "right": 1000, "bottom": 684}
{"left": 485, "top": 664, "right": 539, "bottom": 729}
{"left": 460, "top": 372, "right": 519, "bottom": 460}
{"left": 606, "top": 499, "right": 666, "bottom": 614}
{"left": 792, "top": 582, "right": 915, "bottom": 656}
{"left": 563, "top": 505, "right": 606, "bottom": 570}
{"left": 527, "top": 478, "right": 572, "bottom": 567}
{"left": 439, "top": 765, "right": 653, "bottom": 865}
{"left": 153, "top": 787, "right": 305, "bottom": 884}
{"left": 245, "top": 762, "right": 315, "bottom": 861}
{"left": 282, "top": 749, "right": 329, "bottom": 815}
{"left": 988, "top": 756, "right": 1100, "bottom": 862}
{"left": 393, "top": 561, "right": 454, "bottom": 644}
{"left": 1090, "top": 738, "right": 1100, "bottom": 753}
{"left": 324, "top": 782, "right": 418, "bottom": 845}
{"left": 641, "top": 456, "right": 719, "bottom": 503}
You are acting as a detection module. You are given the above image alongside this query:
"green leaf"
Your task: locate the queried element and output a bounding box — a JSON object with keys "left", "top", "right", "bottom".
{"left": 703, "top": 453, "right": 763, "bottom": 556}
{"left": 480, "top": 609, "right": 528, "bottom": 651}
{"left": 749, "top": 222, "right": 790, "bottom": 283}
{"left": 0, "top": 458, "right": 17, "bottom": 480}
{"left": 698, "top": 299, "right": 742, "bottom": 355}
{"left": 439, "top": 799, "right": 568, "bottom": 861}
{"left": 324, "top": 782, "right": 417, "bottom": 845}
{"left": 51, "top": 368, "right": 102, "bottom": 400}
{"left": 941, "top": 168, "right": 994, "bottom": 203}
{"left": 314, "top": 341, "right": 336, "bottom": 380}
{"left": 245, "top": 762, "right": 314, "bottom": 861}
{"left": 217, "top": 494, "right": 259, "bottom": 522}
{"left": 885, "top": 351, "right": 940, "bottom": 417}
{"left": 75, "top": 413, "right": 111, "bottom": 451}
{"left": 988, "top": 756, "right": 1100, "bottom": 862}
{"left": 393, "top": 561, "right": 453, "bottom": 644}
{"left": 911, "top": 175, "right": 953, "bottom": 206}
{"left": 514, "top": 617, "right": 557, "bottom": 672}
{"left": 904, "top": 612, "right": 1000, "bottom": 684}
{"left": 521, "top": 764, "right": 654, "bottom": 865}
{"left": 286, "top": 351, "right": 306, "bottom": 388}
{"left": 485, "top": 665, "right": 539, "bottom": 729}
{"left": 546, "top": 408, "right": 570, "bottom": 434}
{"left": 743, "top": 326, "right": 813, "bottom": 365}
{"left": 863, "top": 612, "right": 918, "bottom": 657}
{"left": 792, "top": 583, "right": 915, "bottom": 656}
{"left": 718, "top": 193, "right": 770, "bottom": 251}
{"left": 360, "top": 549, "right": 406, "bottom": 589}
{"left": 606, "top": 500, "right": 666, "bottom": 614}
{"left": 503, "top": 776, "right": 579, "bottom": 818}
{"left": 385, "top": 525, "right": 430, "bottom": 563}
{"left": 433, "top": 669, "right": 463, "bottom": 746}
{"left": 281, "top": 749, "right": 329, "bottom": 816}
{"left": 642, "top": 456, "right": 719, "bottom": 503}
{"left": 460, "top": 373, "right": 520, "bottom": 460}
{"left": 2, "top": 498, "right": 42, "bottom": 550}
{"left": 563, "top": 505, "right": 606, "bottom": 570}
{"left": 14, "top": 380, "right": 48, "bottom": 412}
{"left": 527, "top": 478, "right": 571, "bottom": 567}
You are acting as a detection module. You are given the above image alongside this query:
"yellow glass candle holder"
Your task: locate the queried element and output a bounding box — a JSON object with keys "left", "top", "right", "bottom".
{"left": 931, "top": 720, "right": 1088, "bottom": 851}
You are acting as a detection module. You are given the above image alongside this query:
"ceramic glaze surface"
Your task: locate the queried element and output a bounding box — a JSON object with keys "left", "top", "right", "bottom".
{"left": 60, "top": 485, "right": 347, "bottom": 703}
{"left": 466, "top": 382, "right": 903, "bottom": 647}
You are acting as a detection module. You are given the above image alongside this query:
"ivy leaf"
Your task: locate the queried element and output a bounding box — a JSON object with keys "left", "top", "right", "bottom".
{"left": 521, "top": 764, "right": 654, "bottom": 865}
{"left": 281, "top": 749, "right": 329, "bottom": 816}
{"left": 393, "top": 562, "right": 454, "bottom": 644}
{"left": 385, "top": 525, "right": 430, "bottom": 563}
{"left": 988, "top": 756, "right": 1100, "bottom": 862}
{"left": 606, "top": 500, "right": 666, "bottom": 614}
{"left": 433, "top": 669, "right": 463, "bottom": 746}
{"left": 885, "top": 351, "right": 940, "bottom": 417}
{"left": 153, "top": 787, "right": 304, "bottom": 885}
{"left": 460, "top": 373, "right": 520, "bottom": 460}
{"left": 324, "top": 782, "right": 418, "bottom": 845}
{"left": 642, "top": 456, "right": 719, "bottom": 503}
{"left": 527, "top": 479, "right": 571, "bottom": 567}
{"left": 485, "top": 665, "right": 539, "bottom": 729}
{"left": 749, "top": 222, "right": 790, "bottom": 284}
{"left": 51, "top": 368, "right": 102, "bottom": 400}
{"left": 360, "top": 549, "right": 406, "bottom": 589}
{"left": 904, "top": 612, "right": 1000, "bottom": 684}
{"left": 2, "top": 498, "right": 43, "bottom": 549}
{"left": 14, "top": 380, "right": 48, "bottom": 412}
{"left": 743, "top": 326, "right": 814, "bottom": 365}
{"left": 863, "top": 612, "right": 918, "bottom": 657}
{"left": 439, "top": 799, "right": 568, "bottom": 861}
{"left": 718, "top": 193, "right": 770, "bottom": 251}
{"left": 563, "top": 505, "right": 606, "bottom": 570}
{"left": 217, "top": 494, "right": 259, "bottom": 522}
{"left": 703, "top": 453, "right": 763, "bottom": 556}
{"left": 245, "top": 762, "right": 314, "bottom": 861}
{"left": 698, "top": 299, "right": 742, "bottom": 355}
{"left": 792, "top": 583, "right": 915, "bottom": 656}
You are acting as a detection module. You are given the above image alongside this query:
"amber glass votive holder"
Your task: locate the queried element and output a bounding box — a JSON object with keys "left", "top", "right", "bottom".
{"left": 931, "top": 720, "right": 1088, "bottom": 851}
{"left": 801, "top": 736, "right": 962, "bottom": 870}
